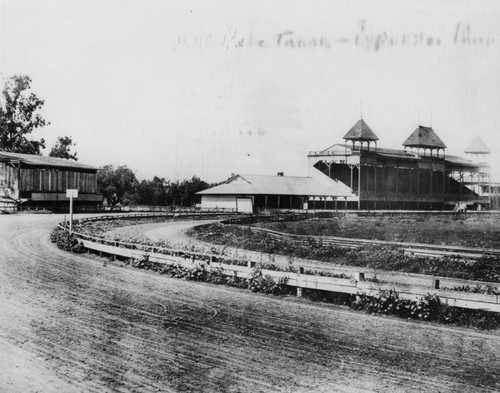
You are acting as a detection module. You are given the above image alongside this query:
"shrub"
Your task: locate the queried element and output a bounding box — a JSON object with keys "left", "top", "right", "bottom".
{"left": 50, "top": 228, "right": 84, "bottom": 253}
{"left": 248, "top": 265, "right": 290, "bottom": 295}
{"left": 351, "top": 290, "right": 441, "bottom": 320}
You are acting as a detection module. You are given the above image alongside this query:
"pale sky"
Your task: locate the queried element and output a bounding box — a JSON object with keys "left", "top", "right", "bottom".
{"left": 1, "top": 0, "right": 499, "bottom": 182}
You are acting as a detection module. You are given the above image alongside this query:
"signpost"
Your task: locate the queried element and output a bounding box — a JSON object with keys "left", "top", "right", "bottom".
{"left": 66, "top": 189, "right": 79, "bottom": 233}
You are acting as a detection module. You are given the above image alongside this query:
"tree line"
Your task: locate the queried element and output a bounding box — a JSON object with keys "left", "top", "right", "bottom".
{"left": 97, "top": 165, "right": 214, "bottom": 208}
{"left": 0, "top": 75, "right": 214, "bottom": 208}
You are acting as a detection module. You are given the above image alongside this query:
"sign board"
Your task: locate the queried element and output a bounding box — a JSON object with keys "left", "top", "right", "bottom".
{"left": 66, "top": 189, "right": 79, "bottom": 198}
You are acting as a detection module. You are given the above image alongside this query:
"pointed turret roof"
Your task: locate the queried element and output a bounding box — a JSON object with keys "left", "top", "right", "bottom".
{"left": 403, "top": 125, "right": 447, "bottom": 149}
{"left": 343, "top": 119, "right": 379, "bottom": 141}
{"left": 464, "top": 136, "right": 490, "bottom": 154}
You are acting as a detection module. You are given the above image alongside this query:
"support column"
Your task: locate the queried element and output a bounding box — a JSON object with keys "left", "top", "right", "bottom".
{"left": 326, "top": 161, "right": 332, "bottom": 179}
{"left": 357, "top": 164, "right": 361, "bottom": 210}
{"left": 442, "top": 170, "right": 446, "bottom": 197}
{"left": 459, "top": 172, "right": 464, "bottom": 197}
{"left": 395, "top": 167, "right": 399, "bottom": 195}
{"left": 476, "top": 173, "right": 481, "bottom": 209}
{"left": 417, "top": 169, "right": 420, "bottom": 196}
{"left": 430, "top": 169, "right": 433, "bottom": 196}
{"left": 348, "top": 164, "right": 354, "bottom": 190}
{"left": 265, "top": 195, "right": 268, "bottom": 210}
{"left": 488, "top": 175, "right": 492, "bottom": 208}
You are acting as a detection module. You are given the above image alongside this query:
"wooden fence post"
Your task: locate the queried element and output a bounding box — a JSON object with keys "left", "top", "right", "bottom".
{"left": 297, "top": 267, "right": 304, "bottom": 297}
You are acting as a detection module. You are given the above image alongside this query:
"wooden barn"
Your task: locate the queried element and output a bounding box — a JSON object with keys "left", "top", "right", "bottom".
{"left": 0, "top": 151, "right": 102, "bottom": 211}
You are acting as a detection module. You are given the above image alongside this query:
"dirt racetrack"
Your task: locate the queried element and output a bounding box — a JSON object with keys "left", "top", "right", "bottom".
{"left": 1, "top": 214, "right": 500, "bottom": 392}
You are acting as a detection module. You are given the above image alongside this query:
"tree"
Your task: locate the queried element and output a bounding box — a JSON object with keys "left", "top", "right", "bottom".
{"left": 135, "top": 176, "right": 169, "bottom": 206}
{"left": 49, "top": 136, "right": 78, "bottom": 161}
{"left": 0, "top": 75, "right": 49, "bottom": 154}
{"left": 97, "top": 165, "right": 138, "bottom": 207}
{"left": 173, "top": 176, "right": 209, "bottom": 207}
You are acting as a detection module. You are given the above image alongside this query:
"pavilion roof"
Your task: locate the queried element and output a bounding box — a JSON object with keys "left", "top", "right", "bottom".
{"left": 403, "top": 126, "right": 447, "bottom": 149}
{"left": 343, "top": 119, "right": 379, "bottom": 141}
{"left": 464, "top": 136, "right": 490, "bottom": 154}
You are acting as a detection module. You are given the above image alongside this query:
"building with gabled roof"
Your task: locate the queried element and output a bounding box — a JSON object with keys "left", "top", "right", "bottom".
{"left": 198, "top": 173, "right": 356, "bottom": 213}
{"left": 0, "top": 151, "right": 102, "bottom": 211}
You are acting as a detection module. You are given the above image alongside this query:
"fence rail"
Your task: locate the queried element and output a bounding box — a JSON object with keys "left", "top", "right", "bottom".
{"left": 221, "top": 218, "right": 500, "bottom": 259}
{"left": 76, "top": 238, "right": 500, "bottom": 313}
{"left": 58, "top": 212, "right": 500, "bottom": 313}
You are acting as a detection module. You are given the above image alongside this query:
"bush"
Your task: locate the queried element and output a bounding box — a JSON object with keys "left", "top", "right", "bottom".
{"left": 248, "top": 265, "right": 290, "bottom": 295}
{"left": 50, "top": 228, "right": 84, "bottom": 253}
{"left": 301, "top": 289, "right": 354, "bottom": 305}
{"left": 437, "top": 304, "right": 500, "bottom": 329}
{"left": 351, "top": 290, "right": 441, "bottom": 320}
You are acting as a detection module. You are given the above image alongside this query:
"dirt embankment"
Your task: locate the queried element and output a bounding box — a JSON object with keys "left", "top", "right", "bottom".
{"left": 1, "top": 214, "right": 500, "bottom": 392}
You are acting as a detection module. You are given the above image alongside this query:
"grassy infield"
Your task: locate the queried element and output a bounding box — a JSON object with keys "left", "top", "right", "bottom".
{"left": 187, "top": 219, "right": 500, "bottom": 285}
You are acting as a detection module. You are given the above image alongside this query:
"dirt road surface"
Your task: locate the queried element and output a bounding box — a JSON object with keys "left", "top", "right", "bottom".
{"left": 1, "top": 214, "right": 500, "bottom": 392}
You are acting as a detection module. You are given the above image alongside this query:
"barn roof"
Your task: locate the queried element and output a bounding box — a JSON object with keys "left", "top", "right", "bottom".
{"left": 0, "top": 151, "right": 99, "bottom": 171}
{"left": 403, "top": 126, "right": 447, "bottom": 149}
{"left": 464, "top": 136, "right": 490, "bottom": 154}
{"left": 198, "top": 174, "right": 353, "bottom": 197}
{"left": 343, "top": 119, "right": 379, "bottom": 141}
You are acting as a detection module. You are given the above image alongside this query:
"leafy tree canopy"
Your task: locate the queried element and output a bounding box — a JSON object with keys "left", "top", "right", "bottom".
{"left": 0, "top": 75, "right": 49, "bottom": 154}
{"left": 97, "top": 166, "right": 211, "bottom": 209}
{"left": 135, "top": 176, "right": 170, "bottom": 206}
{"left": 49, "top": 136, "right": 78, "bottom": 161}
{"left": 97, "top": 165, "right": 139, "bottom": 207}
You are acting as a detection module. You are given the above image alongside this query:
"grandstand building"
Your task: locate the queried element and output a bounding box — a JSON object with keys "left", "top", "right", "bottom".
{"left": 308, "top": 119, "right": 491, "bottom": 210}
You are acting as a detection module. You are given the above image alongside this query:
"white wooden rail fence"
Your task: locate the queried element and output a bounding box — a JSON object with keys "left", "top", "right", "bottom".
{"left": 59, "top": 213, "right": 500, "bottom": 313}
